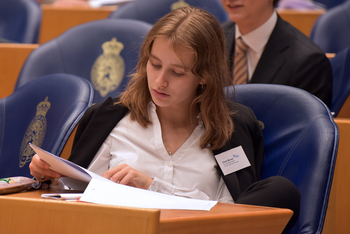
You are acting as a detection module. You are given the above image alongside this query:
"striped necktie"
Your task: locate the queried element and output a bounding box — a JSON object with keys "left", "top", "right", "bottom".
{"left": 233, "top": 37, "right": 249, "bottom": 85}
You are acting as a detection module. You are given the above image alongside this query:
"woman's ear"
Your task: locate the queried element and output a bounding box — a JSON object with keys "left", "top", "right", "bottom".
{"left": 199, "top": 78, "right": 206, "bottom": 85}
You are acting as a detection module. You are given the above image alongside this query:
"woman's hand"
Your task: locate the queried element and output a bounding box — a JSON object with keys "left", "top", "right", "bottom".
{"left": 29, "top": 154, "right": 62, "bottom": 181}
{"left": 103, "top": 164, "right": 153, "bottom": 190}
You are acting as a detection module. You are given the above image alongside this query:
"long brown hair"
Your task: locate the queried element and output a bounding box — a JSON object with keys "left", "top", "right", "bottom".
{"left": 119, "top": 6, "right": 234, "bottom": 150}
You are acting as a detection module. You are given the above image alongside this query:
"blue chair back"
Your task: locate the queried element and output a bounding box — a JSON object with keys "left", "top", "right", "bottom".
{"left": 0, "top": 73, "right": 93, "bottom": 178}
{"left": 0, "top": 0, "right": 41, "bottom": 43}
{"left": 230, "top": 84, "right": 338, "bottom": 234}
{"left": 109, "top": 0, "right": 229, "bottom": 24}
{"left": 15, "top": 19, "right": 152, "bottom": 103}
{"left": 330, "top": 47, "right": 350, "bottom": 116}
{"left": 313, "top": 0, "right": 347, "bottom": 9}
{"left": 310, "top": 0, "right": 350, "bottom": 53}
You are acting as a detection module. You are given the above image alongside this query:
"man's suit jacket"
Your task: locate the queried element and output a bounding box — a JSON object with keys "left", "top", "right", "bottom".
{"left": 68, "top": 97, "right": 265, "bottom": 201}
{"left": 222, "top": 15, "right": 333, "bottom": 107}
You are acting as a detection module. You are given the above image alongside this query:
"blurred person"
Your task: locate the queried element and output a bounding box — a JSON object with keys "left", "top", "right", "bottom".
{"left": 221, "top": 0, "right": 333, "bottom": 107}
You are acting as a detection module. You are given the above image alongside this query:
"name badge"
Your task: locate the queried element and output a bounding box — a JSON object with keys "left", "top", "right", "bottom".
{"left": 214, "top": 146, "right": 251, "bottom": 176}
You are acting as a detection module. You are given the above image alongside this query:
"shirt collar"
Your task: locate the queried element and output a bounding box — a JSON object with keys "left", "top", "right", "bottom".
{"left": 235, "top": 11, "right": 277, "bottom": 54}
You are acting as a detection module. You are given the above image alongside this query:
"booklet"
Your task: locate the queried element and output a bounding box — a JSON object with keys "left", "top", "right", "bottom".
{"left": 30, "top": 144, "right": 217, "bottom": 211}
{"left": 41, "top": 193, "right": 83, "bottom": 201}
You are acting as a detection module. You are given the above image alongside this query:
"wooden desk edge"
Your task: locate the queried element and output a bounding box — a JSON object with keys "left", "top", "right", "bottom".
{"left": 2, "top": 190, "right": 292, "bottom": 234}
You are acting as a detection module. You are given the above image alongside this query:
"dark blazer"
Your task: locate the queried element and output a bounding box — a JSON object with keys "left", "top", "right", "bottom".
{"left": 222, "top": 15, "right": 333, "bottom": 107}
{"left": 68, "top": 97, "right": 265, "bottom": 201}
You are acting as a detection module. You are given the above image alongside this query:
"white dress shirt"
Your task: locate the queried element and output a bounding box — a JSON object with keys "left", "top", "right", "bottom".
{"left": 87, "top": 102, "right": 233, "bottom": 203}
{"left": 235, "top": 11, "right": 277, "bottom": 81}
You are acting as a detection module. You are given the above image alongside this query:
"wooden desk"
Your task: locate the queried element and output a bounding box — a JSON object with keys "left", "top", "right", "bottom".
{"left": 39, "top": 5, "right": 117, "bottom": 44}
{"left": 1, "top": 190, "right": 292, "bottom": 234}
{"left": 277, "top": 9, "right": 325, "bottom": 36}
{"left": 0, "top": 43, "right": 39, "bottom": 99}
{"left": 322, "top": 118, "right": 350, "bottom": 234}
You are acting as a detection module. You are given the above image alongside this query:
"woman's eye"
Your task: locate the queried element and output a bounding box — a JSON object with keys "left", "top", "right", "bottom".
{"left": 173, "top": 71, "right": 184, "bottom": 76}
{"left": 152, "top": 63, "right": 161, "bottom": 68}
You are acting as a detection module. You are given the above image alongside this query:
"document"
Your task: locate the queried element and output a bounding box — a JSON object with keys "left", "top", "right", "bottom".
{"left": 88, "top": 0, "right": 134, "bottom": 8}
{"left": 30, "top": 144, "right": 217, "bottom": 211}
{"left": 41, "top": 193, "right": 83, "bottom": 201}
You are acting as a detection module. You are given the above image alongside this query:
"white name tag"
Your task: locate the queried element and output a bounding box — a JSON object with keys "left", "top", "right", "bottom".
{"left": 214, "top": 146, "right": 251, "bottom": 176}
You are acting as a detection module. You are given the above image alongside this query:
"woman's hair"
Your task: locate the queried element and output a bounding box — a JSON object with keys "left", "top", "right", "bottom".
{"left": 273, "top": 0, "right": 280, "bottom": 7}
{"left": 119, "top": 6, "right": 234, "bottom": 150}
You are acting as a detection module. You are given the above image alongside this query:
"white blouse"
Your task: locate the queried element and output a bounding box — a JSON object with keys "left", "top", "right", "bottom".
{"left": 87, "top": 103, "right": 233, "bottom": 203}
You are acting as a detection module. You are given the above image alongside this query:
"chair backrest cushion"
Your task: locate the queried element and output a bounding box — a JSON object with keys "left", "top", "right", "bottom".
{"left": 313, "top": 0, "right": 347, "bottom": 9}
{"left": 0, "top": 0, "right": 41, "bottom": 43}
{"left": 15, "top": 19, "right": 152, "bottom": 103}
{"left": 310, "top": 0, "right": 350, "bottom": 53}
{"left": 231, "top": 84, "right": 338, "bottom": 234}
{"left": 0, "top": 73, "right": 93, "bottom": 178}
{"left": 109, "top": 0, "right": 229, "bottom": 24}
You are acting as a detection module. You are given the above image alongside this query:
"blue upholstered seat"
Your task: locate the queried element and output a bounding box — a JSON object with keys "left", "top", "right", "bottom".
{"left": 310, "top": 0, "right": 350, "bottom": 53}
{"left": 15, "top": 19, "right": 152, "bottom": 103}
{"left": 0, "top": 73, "right": 93, "bottom": 178}
{"left": 230, "top": 84, "right": 338, "bottom": 234}
{"left": 0, "top": 0, "right": 41, "bottom": 43}
{"left": 109, "top": 0, "right": 229, "bottom": 24}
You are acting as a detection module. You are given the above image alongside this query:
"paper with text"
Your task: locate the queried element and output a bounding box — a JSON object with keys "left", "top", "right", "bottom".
{"left": 215, "top": 146, "right": 251, "bottom": 176}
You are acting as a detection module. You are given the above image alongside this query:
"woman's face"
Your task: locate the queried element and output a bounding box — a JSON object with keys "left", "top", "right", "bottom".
{"left": 147, "top": 37, "right": 205, "bottom": 110}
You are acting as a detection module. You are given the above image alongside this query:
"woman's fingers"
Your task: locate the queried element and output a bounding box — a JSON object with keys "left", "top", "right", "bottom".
{"left": 103, "top": 164, "right": 153, "bottom": 189}
{"left": 29, "top": 154, "right": 61, "bottom": 181}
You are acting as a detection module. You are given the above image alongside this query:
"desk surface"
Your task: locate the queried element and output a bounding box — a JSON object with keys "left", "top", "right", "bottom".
{"left": 1, "top": 190, "right": 292, "bottom": 234}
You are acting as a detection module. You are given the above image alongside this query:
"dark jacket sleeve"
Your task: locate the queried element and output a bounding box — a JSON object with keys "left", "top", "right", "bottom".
{"left": 213, "top": 102, "right": 265, "bottom": 200}
{"left": 69, "top": 97, "right": 129, "bottom": 168}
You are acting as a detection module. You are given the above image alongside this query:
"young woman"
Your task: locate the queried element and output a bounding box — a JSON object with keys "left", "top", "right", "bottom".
{"left": 30, "top": 6, "right": 300, "bottom": 232}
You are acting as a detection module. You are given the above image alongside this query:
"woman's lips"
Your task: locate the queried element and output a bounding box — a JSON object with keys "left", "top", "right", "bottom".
{"left": 153, "top": 89, "right": 170, "bottom": 99}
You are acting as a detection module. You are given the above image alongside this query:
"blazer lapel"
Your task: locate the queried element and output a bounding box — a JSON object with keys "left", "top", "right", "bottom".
{"left": 250, "top": 16, "right": 290, "bottom": 84}
{"left": 222, "top": 21, "right": 236, "bottom": 73}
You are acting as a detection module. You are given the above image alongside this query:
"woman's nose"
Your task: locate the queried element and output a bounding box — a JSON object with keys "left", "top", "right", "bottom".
{"left": 155, "top": 70, "right": 168, "bottom": 87}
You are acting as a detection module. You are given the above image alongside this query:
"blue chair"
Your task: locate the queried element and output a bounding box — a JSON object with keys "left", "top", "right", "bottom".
{"left": 0, "top": 73, "right": 93, "bottom": 178}
{"left": 313, "top": 0, "right": 347, "bottom": 9}
{"left": 109, "top": 0, "right": 229, "bottom": 24}
{"left": 15, "top": 19, "right": 152, "bottom": 103}
{"left": 310, "top": 0, "right": 350, "bottom": 53}
{"left": 230, "top": 84, "right": 338, "bottom": 234}
{"left": 330, "top": 47, "right": 350, "bottom": 117}
{"left": 0, "top": 0, "right": 41, "bottom": 43}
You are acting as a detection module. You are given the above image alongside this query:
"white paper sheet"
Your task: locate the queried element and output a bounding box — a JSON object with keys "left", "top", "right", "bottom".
{"left": 41, "top": 193, "right": 83, "bottom": 200}
{"left": 30, "top": 143, "right": 91, "bottom": 182}
{"left": 88, "top": 0, "right": 134, "bottom": 8}
{"left": 80, "top": 178, "right": 217, "bottom": 211}
{"left": 30, "top": 144, "right": 217, "bottom": 211}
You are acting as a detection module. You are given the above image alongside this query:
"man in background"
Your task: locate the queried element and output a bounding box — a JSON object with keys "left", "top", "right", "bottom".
{"left": 221, "top": 0, "right": 333, "bottom": 107}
